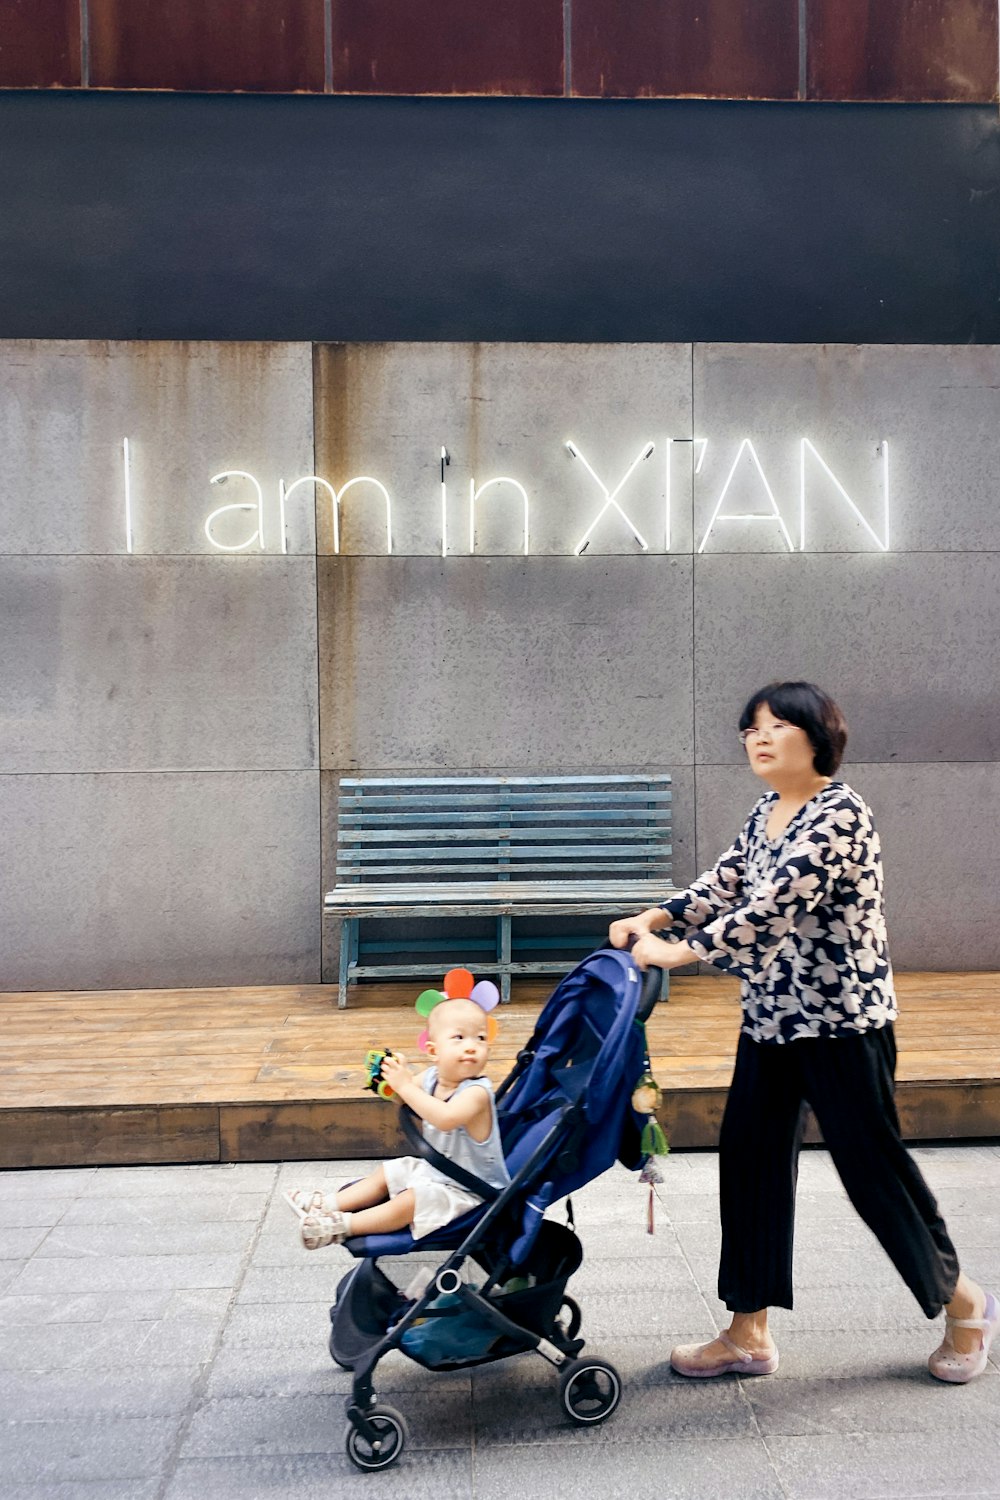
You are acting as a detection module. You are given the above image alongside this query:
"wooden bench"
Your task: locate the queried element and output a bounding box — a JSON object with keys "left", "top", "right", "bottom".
{"left": 324, "top": 774, "right": 674, "bottom": 1008}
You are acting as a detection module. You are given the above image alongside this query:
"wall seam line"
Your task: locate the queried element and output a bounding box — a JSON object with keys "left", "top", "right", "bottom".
{"left": 324, "top": 0, "right": 334, "bottom": 94}
{"left": 80, "top": 0, "right": 89, "bottom": 88}
{"left": 690, "top": 340, "right": 698, "bottom": 908}
{"left": 564, "top": 0, "right": 572, "bottom": 98}
{"left": 798, "top": 0, "right": 808, "bottom": 100}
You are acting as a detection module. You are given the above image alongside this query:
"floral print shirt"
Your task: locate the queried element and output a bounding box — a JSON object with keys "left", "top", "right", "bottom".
{"left": 659, "top": 781, "right": 897, "bottom": 1045}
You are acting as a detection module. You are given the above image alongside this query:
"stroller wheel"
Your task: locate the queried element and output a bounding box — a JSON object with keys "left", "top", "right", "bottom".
{"left": 555, "top": 1295, "right": 582, "bottom": 1342}
{"left": 345, "top": 1404, "right": 408, "bottom": 1471}
{"left": 558, "top": 1358, "right": 623, "bottom": 1426}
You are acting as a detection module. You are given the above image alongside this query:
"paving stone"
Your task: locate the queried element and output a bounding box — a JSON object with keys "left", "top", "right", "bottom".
{"left": 135, "top": 1317, "right": 222, "bottom": 1365}
{"left": 745, "top": 1369, "right": 1000, "bottom": 1435}
{"left": 0, "top": 1319, "right": 151, "bottom": 1371}
{"left": 0, "top": 1483, "right": 161, "bottom": 1500}
{"left": 0, "top": 1365, "right": 200, "bottom": 1420}
{"left": 766, "top": 1428, "right": 1000, "bottom": 1498}
{"left": 163, "top": 1450, "right": 473, "bottom": 1500}
{"left": 0, "top": 1261, "right": 27, "bottom": 1294}
{"left": 237, "top": 1262, "right": 350, "bottom": 1304}
{"left": 10, "top": 1253, "right": 245, "bottom": 1296}
{"left": 473, "top": 1436, "right": 786, "bottom": 1498}
{"left": 59, "top": 1193, "right": 269, "bottom": 1226}
{"left": 38, "top": 1222, "right": 258, "bottom": 1259}
{"left": 0, "top": 1197, "right": 76, "bottom": 1228}
{"left": 77, "top": 1164, "right": 276, "bottom": 1198}
{"left": 181, "top": 1390, "right": 471, "bottom": 1458}
{"left": 0, "top": 1228, "right": 51, "bottom": 1258}
{"left": 471, "top": 1341, "right": 757, "bottom": 1446}
{"left": 0, "top": 1416, "right": 177, "bottom": 1485}
{"left": 0, "top": 1169, "right": 96, "bottom": 1197}
{"left": 759, "top": 1326, "right": 991, "bottom": 1381}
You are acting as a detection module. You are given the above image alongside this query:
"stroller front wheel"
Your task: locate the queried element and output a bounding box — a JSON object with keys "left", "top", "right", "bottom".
{"left": 558, "top": 1358, "right": 622, "bottom": 1425}
{"left": 345, "top": 1404, "right": 408, "bottom": 1471}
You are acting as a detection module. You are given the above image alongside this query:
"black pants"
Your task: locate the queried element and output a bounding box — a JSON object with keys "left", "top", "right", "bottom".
{"left": 718, "top": 1025, "right": 959, "bottom": 1318}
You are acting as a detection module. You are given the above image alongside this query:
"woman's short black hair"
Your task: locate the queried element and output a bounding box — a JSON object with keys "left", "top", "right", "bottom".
{"left": 738, "top": 681, "right": 848, "bottom": 776}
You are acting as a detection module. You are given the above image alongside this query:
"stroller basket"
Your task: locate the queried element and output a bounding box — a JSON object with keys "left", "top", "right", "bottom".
{"left": 331, "top": 1220, "right": 583, "bottom": 1372}
{"left": 400, "top": 1220, "right": 583, "bottom": 1370}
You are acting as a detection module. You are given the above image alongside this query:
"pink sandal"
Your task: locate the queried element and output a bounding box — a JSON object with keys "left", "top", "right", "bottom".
{"left": 671, "top": 1331, "right": 779, "bottom": 1378}
{"left": 928, "top": 1291, "right": 1000, "bottom": 1384}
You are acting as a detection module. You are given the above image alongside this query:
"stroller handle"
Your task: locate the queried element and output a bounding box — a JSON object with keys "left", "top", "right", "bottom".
{"left": 636, "top": 960, "right": 662, "bottom": 1023}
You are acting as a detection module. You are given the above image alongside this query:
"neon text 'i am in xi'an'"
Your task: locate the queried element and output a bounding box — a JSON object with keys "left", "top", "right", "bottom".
{"left": 119, "top": 435, "right": 891, "bottom": 555}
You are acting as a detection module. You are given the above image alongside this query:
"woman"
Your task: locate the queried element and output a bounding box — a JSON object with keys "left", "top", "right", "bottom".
{"left": 610, "top": 681, "right": 997, "bottom": 1383}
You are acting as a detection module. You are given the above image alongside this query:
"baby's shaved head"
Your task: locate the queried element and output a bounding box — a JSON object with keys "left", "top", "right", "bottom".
{"left": 427, "top": 997, "right": 485, "bottom": 1037}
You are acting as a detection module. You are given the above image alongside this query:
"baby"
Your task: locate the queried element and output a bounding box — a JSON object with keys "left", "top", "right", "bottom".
{"left": 286, "top": 996, "right": 510, "bottom": 1249}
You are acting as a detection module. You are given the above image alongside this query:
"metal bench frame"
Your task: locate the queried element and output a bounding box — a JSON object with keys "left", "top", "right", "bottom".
{"left": 325, "top": 774, "right": 674, "bottom": 1008}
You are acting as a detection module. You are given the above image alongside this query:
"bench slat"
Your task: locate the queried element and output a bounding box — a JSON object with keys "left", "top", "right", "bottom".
{"left": 338, "top": 825, "right": 669, "bottom": 844}
{"left": 338, "top": 792, "right": 671, "bottom": 812}
{"left": 340, "top": 775, "right": 671, "bottom": 788}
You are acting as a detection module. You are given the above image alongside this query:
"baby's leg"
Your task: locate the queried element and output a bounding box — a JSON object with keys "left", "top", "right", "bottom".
{"left": 299, "top": 1184, "right": 417, "bottom": 1249}
{"left": 342, "top": 1189, "right": 416, "bottom": 1237}
{"left": 335, "top": 1166, "right": 390, "bottom": 1213}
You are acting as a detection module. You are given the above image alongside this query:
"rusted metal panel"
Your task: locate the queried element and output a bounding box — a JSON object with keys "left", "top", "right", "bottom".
{"left": 572, "top": 0, "right": 799, "bottom": 99}
{"left": 807, "top": 0, "right": 999, "bottom": 102}
{"left": 0, "top": 0, "right": 81, "bottom": 88}
{"left": 331, "top": 0, "right": 564, "bottom": 96}
{"left": 88, "top": 0, "right": 325, "bottom": 93}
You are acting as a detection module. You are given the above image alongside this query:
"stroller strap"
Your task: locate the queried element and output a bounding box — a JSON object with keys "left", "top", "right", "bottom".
{"left": 399, "top": 1104, "right": 503, "bottom": 1203}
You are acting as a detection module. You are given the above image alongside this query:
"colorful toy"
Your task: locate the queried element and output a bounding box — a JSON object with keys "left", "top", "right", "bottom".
{"left": 364, "top": 1048, "right": 397, "bottom": 1099}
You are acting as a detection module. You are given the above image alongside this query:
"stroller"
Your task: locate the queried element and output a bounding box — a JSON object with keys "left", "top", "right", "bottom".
{"left": 329, "top": 948, "right": 662, "bottom": 1471}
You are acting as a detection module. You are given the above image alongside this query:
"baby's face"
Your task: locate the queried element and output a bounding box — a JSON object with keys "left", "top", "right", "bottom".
{"left": 427, "top": 1000, "right": 489, "bottom": 1080}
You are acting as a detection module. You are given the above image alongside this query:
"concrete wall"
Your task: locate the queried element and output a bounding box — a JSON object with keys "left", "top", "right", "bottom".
{"left": 2, "top": 339, "right": 999, "bottom": 988}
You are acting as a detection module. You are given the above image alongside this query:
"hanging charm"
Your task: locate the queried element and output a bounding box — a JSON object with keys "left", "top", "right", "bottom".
{"left": 632, "top": 1066, "right": 668, "bottom": 1233}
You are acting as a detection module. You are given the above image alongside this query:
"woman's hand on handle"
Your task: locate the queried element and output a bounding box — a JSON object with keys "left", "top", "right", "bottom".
{"left": 608, "top": 908, "right": 664, "bottom": 949}
{"left": 630, "top": 933, "right": 697, "bottom": 973}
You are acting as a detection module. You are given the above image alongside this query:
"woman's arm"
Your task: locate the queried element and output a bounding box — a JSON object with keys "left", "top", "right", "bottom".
{"left": 379, "top": 1057, "right": 491, "bottom": 1135}
{"left": 610, "top": 826, "right": 751, "bottom": 952}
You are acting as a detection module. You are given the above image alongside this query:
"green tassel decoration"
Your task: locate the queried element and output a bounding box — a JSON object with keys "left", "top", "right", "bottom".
{"left": 640, "top": 1118, "right": 669, "bottom": 1157}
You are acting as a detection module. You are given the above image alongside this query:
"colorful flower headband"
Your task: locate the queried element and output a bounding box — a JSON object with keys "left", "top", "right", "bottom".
{"left": 415, "top": 968, "right": 500, "bottom": 1051}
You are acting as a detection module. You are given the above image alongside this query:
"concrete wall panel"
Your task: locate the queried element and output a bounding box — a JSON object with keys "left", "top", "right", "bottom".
{"left": 0, "top": 342, "right": 315, "bottom": 556}
{"left": 692, "top": 553, "right": 1000, "bottom": 765}
{"left": 0, "top": 556, "right": 319, "bottom": 772}
{"left": 318, "top": 555, "right": 695, "bottom": 770}
{"left": 313, "top": 343, "right": 694, "bottom": 556}
{"left": 0, "top": 771, "right": 321, "bottom": 990}
{"left": 694, "top": 761, "right": 1000, "bottom": 972}
{"left": 693, "top": 344, "right": 1000, "bottom": 554}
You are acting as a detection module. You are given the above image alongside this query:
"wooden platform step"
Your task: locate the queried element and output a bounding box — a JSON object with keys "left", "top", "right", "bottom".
{"left": 1, "top": 975, "right": 999, "bottom": 1168}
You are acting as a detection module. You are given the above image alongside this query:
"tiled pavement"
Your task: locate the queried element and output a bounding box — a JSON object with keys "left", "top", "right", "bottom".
{"left": 3, "top": 1145, "right": 1000, "bottom": 1498}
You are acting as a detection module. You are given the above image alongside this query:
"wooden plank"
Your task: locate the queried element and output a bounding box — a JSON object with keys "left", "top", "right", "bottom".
{"left": 0, "top": 1105, "right": 220, "bottom": 1169}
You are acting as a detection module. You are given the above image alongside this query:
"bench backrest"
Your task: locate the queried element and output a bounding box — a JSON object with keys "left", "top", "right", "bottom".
{"left": 335, "top": 775, "right": 672, "bottom": 885}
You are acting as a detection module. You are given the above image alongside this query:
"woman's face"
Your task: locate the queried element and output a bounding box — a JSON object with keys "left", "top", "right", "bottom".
{"left": 741, "top": 703, "right": 818, "bottom": 785}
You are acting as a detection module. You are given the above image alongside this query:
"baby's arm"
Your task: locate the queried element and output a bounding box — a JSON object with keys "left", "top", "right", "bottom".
{"left": 379, "top": 1057, "right": 491, "bottom": 1137}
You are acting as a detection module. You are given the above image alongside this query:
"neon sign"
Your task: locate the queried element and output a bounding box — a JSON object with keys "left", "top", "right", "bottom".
{"left": 119, "top": 434, "right": 892, "bottom": 556}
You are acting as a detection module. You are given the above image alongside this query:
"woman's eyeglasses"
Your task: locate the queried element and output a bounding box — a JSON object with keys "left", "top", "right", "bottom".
{"left": 739, "top": 722, "right": 793, "bottom": 746}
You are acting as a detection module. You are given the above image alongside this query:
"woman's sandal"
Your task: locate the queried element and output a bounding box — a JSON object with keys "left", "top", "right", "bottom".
{"left": 671, "top": 1331, "right": 779, "bottom": 1378}
{"left": 928, "top": 1291, "right": 1000, "bottom": 1384}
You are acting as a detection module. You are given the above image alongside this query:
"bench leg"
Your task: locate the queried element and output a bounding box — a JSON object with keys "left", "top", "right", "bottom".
{"left": 498, "top": 915, "right": 511, "bottom": 1004}
{"left": 659, "top": 967, "right": 670, "bottom": 1003}
{"left": 338, "top": 917, "right": 358, "bottom": 1010}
